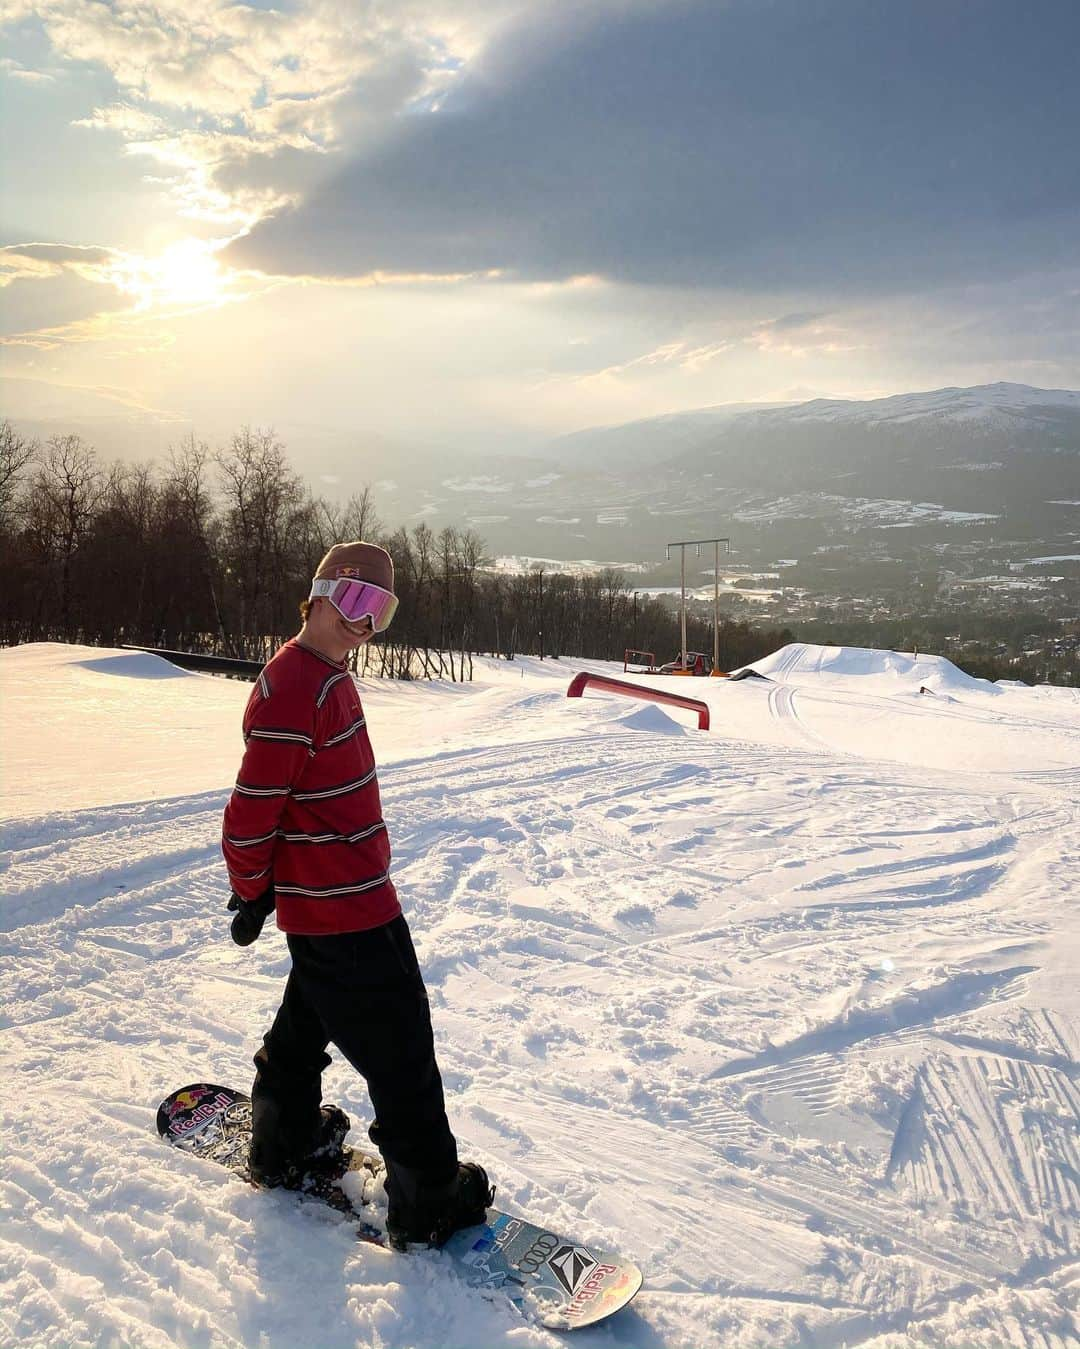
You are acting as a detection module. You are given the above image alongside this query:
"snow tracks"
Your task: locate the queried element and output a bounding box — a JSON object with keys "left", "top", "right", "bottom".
{"left": 2, "top": 677, "right": 1078, "bottom": 1349}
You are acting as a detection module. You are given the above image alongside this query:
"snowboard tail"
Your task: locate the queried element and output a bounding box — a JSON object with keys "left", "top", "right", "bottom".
{"left": 156, "top": 1083, "right": 642, "bottom": 1330}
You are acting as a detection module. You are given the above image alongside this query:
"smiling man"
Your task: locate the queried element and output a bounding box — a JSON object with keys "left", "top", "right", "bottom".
{"left": 221, "top": 540, "right": 493, "bottom": 1250}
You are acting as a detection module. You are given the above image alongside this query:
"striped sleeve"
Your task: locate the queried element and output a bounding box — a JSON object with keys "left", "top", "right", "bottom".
{"left": 221, "top": 672, "right": 316, "bottom": 900}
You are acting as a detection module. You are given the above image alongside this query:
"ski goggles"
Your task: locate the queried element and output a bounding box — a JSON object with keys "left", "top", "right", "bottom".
{"left": 309, "top": 576, "right": 399, "bottom": 631}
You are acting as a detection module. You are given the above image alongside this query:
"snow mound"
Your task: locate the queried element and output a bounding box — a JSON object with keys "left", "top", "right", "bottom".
{"left": 730, "top": 642, "right": 1000, "bottom": 697}
{"left": 74, "top": 651, "right": 197, "bottom": 679}
{"left": 613, "top": 702, "right": 685, "bottom": 734}
{"left": 0, "top": 643, "right": 246, "bottom": 819}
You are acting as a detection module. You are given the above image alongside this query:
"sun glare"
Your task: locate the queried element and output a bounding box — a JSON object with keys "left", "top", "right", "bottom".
{"left": 110, "top": 239, "right": 226, "bottom": 312}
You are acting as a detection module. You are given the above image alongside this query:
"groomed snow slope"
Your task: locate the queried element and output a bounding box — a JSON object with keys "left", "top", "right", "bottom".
{"left": 1, "top": 643, "right": 1078, "bottom": 1349}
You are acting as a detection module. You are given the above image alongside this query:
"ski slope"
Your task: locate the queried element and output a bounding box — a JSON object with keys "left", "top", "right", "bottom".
{"left": 1, "top": 642, "right": 1078, "bottom": 1349}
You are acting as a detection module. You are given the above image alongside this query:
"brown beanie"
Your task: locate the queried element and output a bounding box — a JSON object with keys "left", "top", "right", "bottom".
{"left": 313, "top": 541, "right": 394, "bottom": 593}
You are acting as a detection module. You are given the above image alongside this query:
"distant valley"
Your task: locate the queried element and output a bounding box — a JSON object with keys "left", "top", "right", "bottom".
{"left": 376, "top": 382, "right": 1080, "bottom": 625}
{"left": 9, "top": 380, "right": 1080, "bottom": 628}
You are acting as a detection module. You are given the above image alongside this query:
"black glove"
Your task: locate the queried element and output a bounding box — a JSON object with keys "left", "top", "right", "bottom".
{"left": 227, "top": 887, "right": 276, "bottom": 946}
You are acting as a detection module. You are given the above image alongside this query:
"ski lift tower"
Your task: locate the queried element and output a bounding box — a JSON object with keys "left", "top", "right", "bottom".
{"left": 666, "top": 537, "right": 731, "bottom": 673}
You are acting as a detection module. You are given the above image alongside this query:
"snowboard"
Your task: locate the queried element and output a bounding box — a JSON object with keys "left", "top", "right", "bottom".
{"left": 156, "top": 1083, "right": 642, "bottom": 1331}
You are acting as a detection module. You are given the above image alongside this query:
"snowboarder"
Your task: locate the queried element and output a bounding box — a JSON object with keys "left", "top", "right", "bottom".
{"left": 221, "top": 540, "right": 493, "bottom": 1249}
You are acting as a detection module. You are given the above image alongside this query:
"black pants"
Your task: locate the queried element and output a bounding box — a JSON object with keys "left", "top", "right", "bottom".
{"left": 252, "top": 914, "right": 458, "bottom": 1183}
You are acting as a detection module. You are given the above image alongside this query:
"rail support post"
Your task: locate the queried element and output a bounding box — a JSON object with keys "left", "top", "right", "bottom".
{"left": 566, "top": 672, "right": 710, "bottom": 730}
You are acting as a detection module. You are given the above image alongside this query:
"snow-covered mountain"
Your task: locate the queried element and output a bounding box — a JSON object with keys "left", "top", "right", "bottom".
{"left": 542, "top": 382, "right": 1074, "bottom": 538}
{"left": 769, "top": 381, "right": 1080, "bottom": 428}
{"left": 548, "top": 401, "right": 790, "bottom": 470}
{"left": 421, "top": 382, "right": 1070, "bottom": 569}
{"left": 547, "top": 383, "right": 1080, "bottom": 471}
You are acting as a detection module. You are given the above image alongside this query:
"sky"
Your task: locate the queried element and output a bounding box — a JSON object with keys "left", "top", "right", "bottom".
{"left": 2, "top": 0, "right": 1079, "bottom": 467}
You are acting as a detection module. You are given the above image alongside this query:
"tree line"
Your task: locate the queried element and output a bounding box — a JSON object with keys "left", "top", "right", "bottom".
{"left": 0, "top": 423, "right": 791, "bottom": 677}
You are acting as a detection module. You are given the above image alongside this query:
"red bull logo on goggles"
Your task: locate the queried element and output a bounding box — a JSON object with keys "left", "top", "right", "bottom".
{"left": 310, "top": 576, "right": 399, "bottom": 631}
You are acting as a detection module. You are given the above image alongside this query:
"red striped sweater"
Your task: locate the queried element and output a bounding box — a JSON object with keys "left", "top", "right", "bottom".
{"left": 221, "top": 638, "right": 401, "bottom": 935}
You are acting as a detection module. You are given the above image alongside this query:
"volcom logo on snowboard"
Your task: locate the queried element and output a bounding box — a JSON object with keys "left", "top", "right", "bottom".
{"left": 547, "top": 1243, "right": 597, "bottom": 1296}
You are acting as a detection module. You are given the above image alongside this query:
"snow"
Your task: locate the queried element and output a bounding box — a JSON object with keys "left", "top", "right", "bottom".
{"left": 0, "top": 643, "right": 249, "bottom": 819}
{"left": 613, "top": 703, "right": 685, "bottom": 735}
{"left": 730, "top": 493, "right": 1001, "bottom": 528}
{"left": 490, "top": 555, "right": 647, "bottom": 577}
{"left": 731, "top": 642, "right": 1001, "bottom": 696}
{"left": 441, "top": 476, "right": 512, "bottom": 494}
{"left": 2, "top": 641, "right": 1078, "bottom": 1348}
{"left": 756, "top": 381, "right": 1080, "bottom": 431}
{"left": 74, "top": 652, "right": 200, "bottom": 680}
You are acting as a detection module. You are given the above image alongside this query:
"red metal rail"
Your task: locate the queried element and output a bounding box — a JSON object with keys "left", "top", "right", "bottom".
{"left": 566, "top": 672, "right": 710, "bottom": 730}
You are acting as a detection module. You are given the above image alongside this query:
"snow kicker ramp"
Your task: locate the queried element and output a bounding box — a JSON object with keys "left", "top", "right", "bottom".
{"left": 729, "top": 642, "right": 1001, "bottom": 697}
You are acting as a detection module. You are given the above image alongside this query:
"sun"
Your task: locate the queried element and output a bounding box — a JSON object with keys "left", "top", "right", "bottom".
{"left": 151, "top": 239, "right": 224, "bottom": 307}
{"left": 110, "top": 238, "right": 227, "bottom": 312}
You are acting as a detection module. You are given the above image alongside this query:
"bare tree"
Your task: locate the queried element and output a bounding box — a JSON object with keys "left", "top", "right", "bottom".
{"left": 25, "top": 435, "right": 103, "bottom": 634}
{"left": 340, "top": 485, "right": 381, "bottom": 543}
{"left": 161, "top": 436, "right": 226, "bottom": 648}
{"left": 0, "top": 421, "right": 35, "bottom": 528}
{"left": 79, "top": 460, "right": 157, "bottom": 640}
{"left": 216, "top": 428, "right": 305, "bottom": 656}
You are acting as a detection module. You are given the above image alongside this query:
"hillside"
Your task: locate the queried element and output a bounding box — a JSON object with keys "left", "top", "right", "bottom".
{"left": 541, "top": 382, "right": 1080, "bottom": 531}
{"left": 379, "top": 385, "right": 1080, "bottom": 618}
{"left": 1, "top": 643, "right": 1077, "bottom": 1347}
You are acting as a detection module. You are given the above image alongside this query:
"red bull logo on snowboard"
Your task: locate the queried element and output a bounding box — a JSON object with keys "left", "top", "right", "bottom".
{"left": 564, "top": 1263, "right": 620, "bottom": 1319}
{"left": 164, "top": 1087, "right": 211, "bottom": 1116}
{"left": 167, "top": 1090, "right": 235, "bottom": 1136}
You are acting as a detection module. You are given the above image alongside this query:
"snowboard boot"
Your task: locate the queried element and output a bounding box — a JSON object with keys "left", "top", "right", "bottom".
{"left": 384, "top": 1159, "right": 495, "bottom": 1252}
{"left": 249, "top": 1104, "right": 351, "bottom": 1188}
{"left": 300, "top": 1103, "right": 351, "bottom": 1176}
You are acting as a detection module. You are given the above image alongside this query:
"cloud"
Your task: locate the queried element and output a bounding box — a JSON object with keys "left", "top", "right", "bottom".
{"left": 5, "top": 65, "right": 54, "bottom": 82}
{"left": 748, "top": 313, "right": 861, "bottom": 357}
{"left": 0, "top": 270, "right": 131, "bottom": 340}
{"left": 73, "top": 103, "right": 167, "bottom": 137}
{"left": 574, "top": 336, "right": 736, "bottom": 389}
{"left": 228, "top": 0, "right": 1080, "bottom": 294}
{"left": 0, "top": 236, "right": 282, "bottom": 350}
{"left": 0, "top": 374, "right": 188, "bottom": 423}
{"left": 1, "top": 242, "right": 117, "bottom": 269}
{"left": 4, "top": 0, "right": 529, "bottom": 229}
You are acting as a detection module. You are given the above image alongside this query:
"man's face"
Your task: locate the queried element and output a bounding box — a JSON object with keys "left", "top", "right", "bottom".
{"left": 337, "top": 611, "right": 375, "bottom": 648}
{"left": 306, "top": 596, "right": 376, "bottom": 654}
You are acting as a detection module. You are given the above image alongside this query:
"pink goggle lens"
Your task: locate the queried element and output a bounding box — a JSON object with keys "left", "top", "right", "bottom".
{"left": 326, "top": 578, "right": 399, "bottom": 631}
